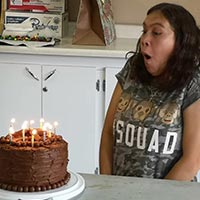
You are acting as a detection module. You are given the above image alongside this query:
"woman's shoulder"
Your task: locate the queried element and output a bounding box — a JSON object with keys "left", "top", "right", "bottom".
{"left": 115, "top": 56, "right": 134, "bottom": 87}
{"left": 182, "top": 66, "right": 200, "bottom": 110}
{"left": 188, "top": 67, "right": 200, "bottom": 87}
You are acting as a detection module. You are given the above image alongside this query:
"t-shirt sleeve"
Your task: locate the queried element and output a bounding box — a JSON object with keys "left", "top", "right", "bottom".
{"left": 182, "top": 70, "right": 200, "bottom": 110}
{"left": 115, "top": 58, "right": 132, "bottom": 89}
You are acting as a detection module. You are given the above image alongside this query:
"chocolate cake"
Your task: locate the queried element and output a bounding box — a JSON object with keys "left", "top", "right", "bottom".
{"left": 0, "top": 128, "right": 70, "bottom": 192}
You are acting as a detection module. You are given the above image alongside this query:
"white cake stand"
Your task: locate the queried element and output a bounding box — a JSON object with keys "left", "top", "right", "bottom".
{"left": 0, "top": 171, "right": 85, "bottom": 200}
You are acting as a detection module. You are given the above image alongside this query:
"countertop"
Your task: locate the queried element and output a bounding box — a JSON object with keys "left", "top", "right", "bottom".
{"left": 0, "top": 22, "right": 141, "bottom": 59}
{"left": 0, "top": 37, "right": 138, "bottom": 58}
{"left": 77, "top": 173, "right": 200, "bottom": 200}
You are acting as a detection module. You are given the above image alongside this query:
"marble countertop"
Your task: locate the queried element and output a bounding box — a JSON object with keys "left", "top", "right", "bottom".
{"left": 77, "top": 173, "right": 200, "bottom": 200}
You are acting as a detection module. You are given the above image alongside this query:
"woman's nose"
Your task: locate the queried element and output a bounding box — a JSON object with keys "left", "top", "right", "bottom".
{"left": 141, "top": 35, "right": 151, "bottom": 47}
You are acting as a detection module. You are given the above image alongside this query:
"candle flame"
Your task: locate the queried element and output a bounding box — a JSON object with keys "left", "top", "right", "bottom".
{"left": 30, "top": 120, "right": 35, "bottom": 125}
{"left": 40, "top": 118, "right": 44, "bottom": 123}
{"left": 32, "top": 129, "right": 37, "bottom": 135}
{"left": 43, "top": 125, "right": 47, "bottom": 131}
{"left": 10, "top": 118, "right": 16, "bottom": 124}
{"left": 21, "top": 120, "right": 28, "bottom": 129}
{"left": 40, "top": 118, "right": 45, "bottom": 129}
{"left": 54, "top": 121, "right": 58, "bottom": 127}
{"left": 9, "top": 126, "right": 15, "bottom": 134}
{"left": 43, "top": 122, "right": 51, "bottom": 130}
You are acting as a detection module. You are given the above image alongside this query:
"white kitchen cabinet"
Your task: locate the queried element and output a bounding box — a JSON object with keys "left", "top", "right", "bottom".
{"left": 0, "top": 59, "right": 103, "bottom": 174}
{"left": 41, "top": 65, "right": 98, "bottom": 173}
{"left": 0, "top": 51, "right": 126, "bottom": 175}
{"left": 0, "top": 63, "right": 41, "bottom": 135}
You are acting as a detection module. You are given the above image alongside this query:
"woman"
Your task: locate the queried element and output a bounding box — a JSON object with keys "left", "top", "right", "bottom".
{"left": 99, "top": 3, "right": 200, "bottom": 181}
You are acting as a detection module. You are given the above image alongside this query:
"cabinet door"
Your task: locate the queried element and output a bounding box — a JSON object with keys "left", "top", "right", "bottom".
{"left": 104, "top": 67, "right": 121, "bottom": 115}
{"left": 42, "top": 65, "right": 97, "bottom": 173}
{"left": 0, "top": 63, "right": 41, "bottom": 135}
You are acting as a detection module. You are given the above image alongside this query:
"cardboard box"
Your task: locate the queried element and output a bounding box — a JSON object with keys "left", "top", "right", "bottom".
{"left": 8, "top": 0, "right": 67, "bottom": 13}
{"left": 3, "top": 10, "right": 68, "bottom": 38}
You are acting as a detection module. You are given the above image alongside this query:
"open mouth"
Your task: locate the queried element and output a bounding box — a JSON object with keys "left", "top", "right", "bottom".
{"left": 144, "top": 53, "right": 151, "bottom": 60}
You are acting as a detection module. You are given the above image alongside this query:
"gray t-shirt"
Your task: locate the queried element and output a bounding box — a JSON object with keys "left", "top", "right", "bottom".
{"left": 113, "top": 58, "right": 200, "bottom": 179}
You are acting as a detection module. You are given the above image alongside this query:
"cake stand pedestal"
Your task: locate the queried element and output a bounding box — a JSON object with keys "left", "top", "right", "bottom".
{"left": 0, "top": 171, "right": 85, "bottom": 200}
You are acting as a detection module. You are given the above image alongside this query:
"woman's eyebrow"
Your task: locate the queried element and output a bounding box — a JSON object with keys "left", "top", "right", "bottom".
{"left": 143, "top": 22, "right": 165, "bottom": 28}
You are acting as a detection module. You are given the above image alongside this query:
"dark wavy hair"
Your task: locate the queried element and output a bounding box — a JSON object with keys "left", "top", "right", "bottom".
{"left": 129, "top": 3, "right": 200, "bottom": 92}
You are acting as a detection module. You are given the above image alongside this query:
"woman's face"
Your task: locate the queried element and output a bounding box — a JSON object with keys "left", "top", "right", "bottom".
{"left": 140, "top": 11, "right": 175, "bottom": 76}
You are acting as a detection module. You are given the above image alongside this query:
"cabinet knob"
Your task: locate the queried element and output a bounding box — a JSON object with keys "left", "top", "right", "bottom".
{"left": 43, "top": 87, "right": 48, "bottom": 92}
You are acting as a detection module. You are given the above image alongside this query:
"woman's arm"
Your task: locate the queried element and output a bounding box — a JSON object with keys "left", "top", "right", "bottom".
{"left": 99, "top": 83, "right": 122, "bottom": 175}
{"left": 165, "top": 100, "right": 200, "bottom": 181}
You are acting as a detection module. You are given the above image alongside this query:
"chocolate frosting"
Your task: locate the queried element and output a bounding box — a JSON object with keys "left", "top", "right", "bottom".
{"left": 0, "top": 129, "right": 70, "bottom": 192}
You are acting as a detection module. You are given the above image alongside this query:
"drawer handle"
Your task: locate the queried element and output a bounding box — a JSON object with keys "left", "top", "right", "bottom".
{"left": 44, "top": 69, "right": 56, "bottom": 81}
{"left": 25, "top": 67, "right": 39, "bottom": 81}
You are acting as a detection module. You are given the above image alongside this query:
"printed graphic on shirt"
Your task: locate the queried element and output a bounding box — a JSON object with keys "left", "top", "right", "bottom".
{"left": 117, "top": 94, "right": 135, "bottom": 112}
{"left": 132, "top": 100, "right": 154, "bottom": 122}
{"left": 113, "top": 88, "right": 183, "bottom": 178}
{"left": 157, "top": 102, "right": 179, "bottom": 125}
{"left": 115, "top": 120, "right": 178, "bottom": 154}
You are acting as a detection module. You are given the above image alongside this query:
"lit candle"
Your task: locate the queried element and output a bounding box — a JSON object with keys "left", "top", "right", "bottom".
{"left": 9, "top": 126, "right": 15, "bottom": 144}
{"left": 21, "top": 120, "right": 28, "bottom": 142}
{"left": 48, "top": 124, "right": 53, "bottom": 138}
{"left": 42, "top": 125, "right": 47, "bottom": 141}
{"left": 31, "top": 129, "right": 37, "bottom": 147}
{"left": 53, "top": 121, "right": 58, "bottom": 134}
{"left": 40, "top": 118, "right": 44, "bottom": 129}
{"left": 29, "top": 120, "right": 35, "bottom": 130}
{"left": 10, "top": 118, "right": 16, "bottom": 128}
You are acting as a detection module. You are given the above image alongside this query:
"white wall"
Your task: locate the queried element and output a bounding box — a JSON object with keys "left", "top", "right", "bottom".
{"left": 68, "top": 0, "right": 200, "bottom": 26}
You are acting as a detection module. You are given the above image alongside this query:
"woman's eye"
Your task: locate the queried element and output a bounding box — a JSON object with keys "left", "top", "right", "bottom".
{"left": 153, "top": 31, "right": 161, "bottom": 35}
